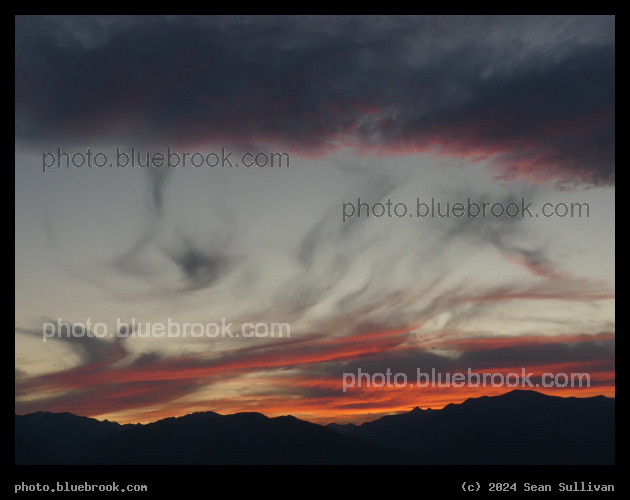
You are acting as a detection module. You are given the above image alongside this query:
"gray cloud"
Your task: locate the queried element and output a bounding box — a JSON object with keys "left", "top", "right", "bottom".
{"left": 16, "top": 15, "right": 614, "bottom": 187}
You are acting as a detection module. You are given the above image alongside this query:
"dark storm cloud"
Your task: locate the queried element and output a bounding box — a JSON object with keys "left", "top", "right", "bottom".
{"left": 15, "top": 15, "right": 614, "bottom": 186}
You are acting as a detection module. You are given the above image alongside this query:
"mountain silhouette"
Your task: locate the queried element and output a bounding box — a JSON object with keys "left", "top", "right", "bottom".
{"left": 15, "top": 410, "right": 411, "bottom": 465}
{"left": 15, "top": 390, "right": 614, "bottom": 465}
{"left": 15, "top": 411, "right": 136, "bottom": 464}
{"left": 327, "top": 390, "right": 615, "bottom": 464}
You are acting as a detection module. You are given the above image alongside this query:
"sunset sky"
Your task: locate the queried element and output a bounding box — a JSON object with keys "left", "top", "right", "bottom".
{"left": 15, "top": 15, "right": 614, "bottom": 425}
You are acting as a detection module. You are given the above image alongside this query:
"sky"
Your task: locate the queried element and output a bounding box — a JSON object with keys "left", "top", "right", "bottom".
{"left": 15, "top": 15, "right": 614, "bottom": 425}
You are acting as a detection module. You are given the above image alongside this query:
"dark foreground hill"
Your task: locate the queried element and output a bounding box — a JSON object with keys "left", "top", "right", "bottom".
{"left": 16, "top": 390, "right": 614, "bottom": 465}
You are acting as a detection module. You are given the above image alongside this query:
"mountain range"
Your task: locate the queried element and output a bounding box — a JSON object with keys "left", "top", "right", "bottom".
{"left": 15, "top": 390, "right": 614, "bottom": 465}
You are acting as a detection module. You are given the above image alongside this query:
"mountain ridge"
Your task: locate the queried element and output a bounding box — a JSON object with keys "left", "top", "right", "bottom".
{"left": 15, "top": 389, "right": 614, "bottom": 465}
